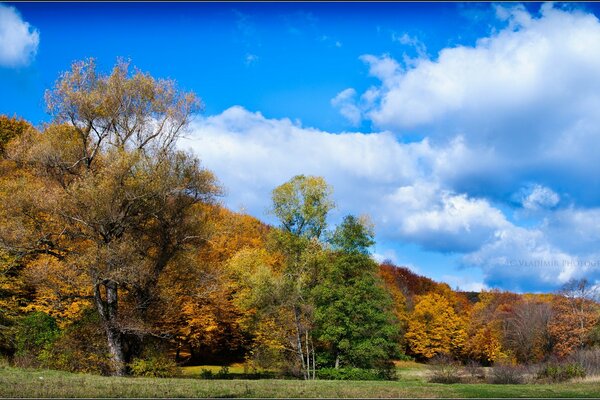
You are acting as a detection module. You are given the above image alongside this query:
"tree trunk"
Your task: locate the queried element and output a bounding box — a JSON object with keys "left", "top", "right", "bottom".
{"left": 293, "top": 307, "right": 308, "bottom": 379}
{"left": 94, "top": 280, "right": 126, "bottom": 376}
{"left": 105, "top": 324, "right": 126, "bottom": 376}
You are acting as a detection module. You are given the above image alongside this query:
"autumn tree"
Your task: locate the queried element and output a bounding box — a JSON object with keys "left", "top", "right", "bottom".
{"left": 405, "top": 292, "right": 467, "bottom": 360}
{"left": 0, "top": 59, "right": 220, "bottom": 375}
{"left": 549, "top": 279, "right": 600, "bottom": 358}
{"left": 312, "top": 215, "right": 400, "bottom": 370}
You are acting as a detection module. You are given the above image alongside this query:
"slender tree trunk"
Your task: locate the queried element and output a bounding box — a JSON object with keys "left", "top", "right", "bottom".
{"left": 311, "top": 336, "right": 316, "bottom": 380}
{"left": 335, "top": 354, "right": 340, "bottom": 369}
{"left": 293, "top": 307, "right": 307, "bottom": 379}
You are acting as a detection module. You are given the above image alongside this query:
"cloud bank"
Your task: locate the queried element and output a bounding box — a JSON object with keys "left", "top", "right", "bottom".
{"left": 182, "top": 4, "right": 600, "bottom": 292}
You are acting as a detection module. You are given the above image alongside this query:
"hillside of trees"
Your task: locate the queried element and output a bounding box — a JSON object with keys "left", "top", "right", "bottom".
{"left": 1, "top": 59, "right": 599, "bottom": 379}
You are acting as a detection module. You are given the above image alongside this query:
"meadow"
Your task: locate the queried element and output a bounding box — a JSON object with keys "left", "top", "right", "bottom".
{"left": 2, "top": 363, "right": 600, "bottom": 398}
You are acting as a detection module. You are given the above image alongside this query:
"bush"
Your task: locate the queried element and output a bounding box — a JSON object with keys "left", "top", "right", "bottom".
{"left": 216, "top": 366, "right": 232, "bottom": 379}
{"left": 199, "top": 368, "right": 214, "bottom": 379}
{"left": 129, "top": 355, "right": 180, "bottom": 378}
{"left": 12, "top": 312, "right": 60, "bottom": 368}
{"left": 14, "top": 312, "right": 60, "bottom": 356}
{"left": 427, "top": 355, "right": 462, "bottom": 384}
{"left": 488, "top": 363, "right": 525, "bottom": 384}
{"left": 537, "top": 362, "right": 586, "bottom": 382}
{"left": 397, "top": 353, "right": 414, "bottom": 362}
{"left": 569, "top": 348, "right": 600, "bottom": 376}
{"left": 36, "top": 308, "right": 112, "bottom": 375}
{"left": 317, "top": 367, "right": 385, "bottom": 381}
{"left": 464, "top": 360, "right": 486, "bottom": 382}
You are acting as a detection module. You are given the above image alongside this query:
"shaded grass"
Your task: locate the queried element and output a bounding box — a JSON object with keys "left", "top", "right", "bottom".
{"left": 1, "top": 366, "right": 600, "bottom": 398}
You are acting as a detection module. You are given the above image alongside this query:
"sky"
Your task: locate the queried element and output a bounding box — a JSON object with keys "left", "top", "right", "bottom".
{"left": 3, "top": 2, "right": 600, "bottom": 293}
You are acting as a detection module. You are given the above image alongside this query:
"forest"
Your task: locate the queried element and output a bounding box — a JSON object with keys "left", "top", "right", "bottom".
{"left": 1, "top": 59, "right": 600, "bottom": 384}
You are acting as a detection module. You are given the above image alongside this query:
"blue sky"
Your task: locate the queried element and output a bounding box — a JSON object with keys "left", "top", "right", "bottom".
{"left": 3, "top": 2, "right": 600, "bottom": 293}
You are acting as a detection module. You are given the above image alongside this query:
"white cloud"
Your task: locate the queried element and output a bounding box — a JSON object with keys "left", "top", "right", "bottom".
{"left": 351, "top": 4, "right": 600, "bottom": 205}
{"left": 442, "top": 275, "right": 488, "bottom": 292}
{"left": 182, "top": 105, "right": 600, "bottom": 291}
{"left": 392, "top": 32, "right": 428, "bottom": 60}
{"left": 385, "top": 182, "right": 509, "bottom": 252}
{"left": 179, "top": 4, "right": 600, "bottom": 291}
{"left": 244, "top": 53, "right": 259, "bottom": 66}
{"left": 182, "top": 106, "right": 505, "bottom": 253}
{"left": 331, "top": 88, "right": 361, "bottom": 126}
{"left": 0, "top": 4, "right": 39, "bottom": 67}
{"left": 518, "top": 184, "right": 560, "bottom": 210}
{"left": 463, "top": 224, "right": 600, "bottom": 292}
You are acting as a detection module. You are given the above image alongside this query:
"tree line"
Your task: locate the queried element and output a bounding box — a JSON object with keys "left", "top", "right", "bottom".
{"left": 0, "top": 59, "right": 599, "bottom": 378}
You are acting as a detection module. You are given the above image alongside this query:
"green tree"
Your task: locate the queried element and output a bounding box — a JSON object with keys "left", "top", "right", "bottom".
{"left": 268, "top": 175, "right": 334, "bottom": 379}
{"left": 313, "top": 215, "right": 399, "bottom": 370}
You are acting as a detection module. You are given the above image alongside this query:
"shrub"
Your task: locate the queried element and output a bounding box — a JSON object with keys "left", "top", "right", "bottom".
{"left": 129, "top": 355, "right": 180, "bottom": 378}
{"left": 36, "top": 308, "right": 112, "bottom": 375}
{"left": 317, "top": 367, "right": 384, "bottom": 381}
{"left": 199, "top": 368, "right": 214, "bottom": 379}
{"left": 537, "top": 362, "right": 586, "bottom": 382}
{"left": 427, "top": 355, "right": 462, "bottom": 384}
{"left": 488, "top": 363, "right": 525, "bottom": 384}
{"left": 397, "top": 353, "right": 414, "bottom": 362}
{"left": 216, "top": 366, "right": 232, "bottom": 380}
{"left": 569, "top": 348, "right": 600, "bottom": 376}
{"left": 464, "top": 360, "right": 486, "bottom": 382}
{"left": 12, "top": 312, "right": 60, "bottom": 368}
{"left": 14, "top": 312, "right": 59, "bottom": 356}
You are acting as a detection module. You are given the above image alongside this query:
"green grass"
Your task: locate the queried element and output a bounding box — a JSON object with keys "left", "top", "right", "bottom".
{"left": 181, "top": 363, "right": 250, "bottom": 376}
{"left": 1, "top": 366, "right": 600, "bottom": 398}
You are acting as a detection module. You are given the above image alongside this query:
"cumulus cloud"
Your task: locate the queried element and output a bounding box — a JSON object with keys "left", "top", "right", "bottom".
{"left": 181, "top": 106, "right": 506, "bottom": 253}
{"left": 515, "top": 184, "right": 560, "bottom": 210}
{"left": 179, "top": 4, "right": 600, "bottom": 291}
{"left": 331, "top": 88, "right": 361, "bottom": 126}
{"left": 464, "top": 224, "right": 600, "bottom": 292}
{"left": 353, "top": 4, "right": 600, "bottom": 206}
{"left": 383, "top": 182, "right": 508, "bottom": 252}
{"left": 0, "top": 4, "right": 39, "bottom": 67}
{"left": 442, "top": 275, "right": 488, "bottom": 292}
{"left": 182, "top": 105, "right": 600, "bottom": 291}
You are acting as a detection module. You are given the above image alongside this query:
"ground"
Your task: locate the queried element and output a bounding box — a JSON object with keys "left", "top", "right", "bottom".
{"left": 1, "top": 362, "right": 600, "bottom": 398}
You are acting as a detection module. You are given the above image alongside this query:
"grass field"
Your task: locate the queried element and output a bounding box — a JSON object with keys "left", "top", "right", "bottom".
{"left": 2, "top": 364, "right": 600, "bottom": 398}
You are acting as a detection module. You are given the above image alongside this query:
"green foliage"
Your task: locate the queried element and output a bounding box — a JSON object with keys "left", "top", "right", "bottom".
{"left": 330, "top": 215, "right": 375, "bottom": 255}
{"left": 313, "top": 216, "right": 400, "bottom": 370}
{"left": 38, "top": 308, "right": 112, "bottom": 375}
{"left": 14, "top": 312, "right": 60, "bottom": 356}
{"left": 316, "top": 367, "right": 389, "bottom": 381}
{"left": 537, "top": 362, "right": 586, "bottom": 382}
{"left": 199, "top": 368, "right": 214, "bottom": 379}
{"left": 271, "top": 175, "right": 334, "bottom": 239}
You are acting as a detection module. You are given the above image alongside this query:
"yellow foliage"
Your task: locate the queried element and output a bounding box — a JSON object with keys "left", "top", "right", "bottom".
{"left": 405, "top": 293, "right": 467, "bottom": 359}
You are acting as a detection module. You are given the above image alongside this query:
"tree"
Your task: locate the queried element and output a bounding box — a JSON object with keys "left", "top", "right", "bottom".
{"left": 313, "top": 215, "right": 399, "bottom": 370}
{"left": 0, "top": 59, "right": 220, "bottom": 375}
{"left": 268, "top": 175, "right": 334, "bottom": 379}
{"left": 405, "top": 293, "right": 467, "bottom": 360}
{"left": 0, "top": 115, "right": 30, "bottom": 157}
{"left": 549, "top": 279, "right": 600, "bottom": 358}
{"left": 503, "top": 300, "right": 552, "bottom": 363}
